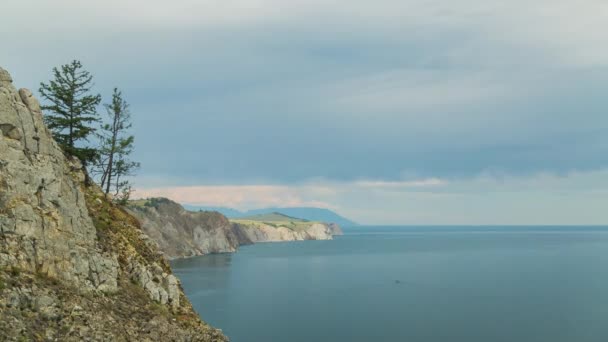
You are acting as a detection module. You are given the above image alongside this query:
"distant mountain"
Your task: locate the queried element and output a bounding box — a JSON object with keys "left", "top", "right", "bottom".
{"left": 182, "top": 205, "right": 358, "bottom": 226}
{"left": 245, "top": 208, "right": 358, "bottom": 226}
{"left": 238, "top": 212, "right": 308, "bottom": 222}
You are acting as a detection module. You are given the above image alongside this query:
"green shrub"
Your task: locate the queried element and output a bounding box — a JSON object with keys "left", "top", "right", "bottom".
{"left": 10, "top": 266, "right": 20, "bottom": 277}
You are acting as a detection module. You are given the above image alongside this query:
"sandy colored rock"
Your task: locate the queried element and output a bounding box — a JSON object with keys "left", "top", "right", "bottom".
{"left": 0, "top": 66, "right": 228, "bottom": 341}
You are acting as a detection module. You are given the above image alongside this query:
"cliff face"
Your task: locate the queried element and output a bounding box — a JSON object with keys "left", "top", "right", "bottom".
{"left": 128, "top": 199, "right": 341, "bottom": 259}
{"left": 328, "top": 223, "right": 344, "bottom": 236}
{"left": 127, "top": 199, "right": 252, "bottom": 259}
{"left": 0, "top": 67, "right": 227, "bottom": 341}
{"left": 232, "top": 221, "right": 334, "bottom": 243}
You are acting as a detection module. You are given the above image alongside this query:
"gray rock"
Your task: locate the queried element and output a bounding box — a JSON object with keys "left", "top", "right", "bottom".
{"left": 127, "top": 201, "right": 243, "bottom": 259}
{"left": 0, "top": 67, "right": 119, "bottom": 292}
{"left": 35, "top": 295, "right": 54, "bottom": 309}
{"left": 0, "top": 67, "right": 12, "bottom": 85}
{"left": 0, "top": 66, "right": 228, "bottom": 341}
{"left": 18, "top": 88, "right": 41, "bottom": 114}
{"left": 71, "top": 304, "right": 84, "bottom": 317}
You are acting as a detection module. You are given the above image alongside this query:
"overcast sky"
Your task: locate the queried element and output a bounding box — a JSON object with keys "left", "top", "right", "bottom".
{"left": 3, "top": 0, "right": 608, "bottom": 224}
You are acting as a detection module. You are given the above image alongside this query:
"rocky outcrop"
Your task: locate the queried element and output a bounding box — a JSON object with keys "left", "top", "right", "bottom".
{"left": 0, "top": 67, "right": 227, "bottom": 341}
{"left": 128, "top": 199, "right": 342, "bottom": 259}
{"left": 127, "top": 199, "right": 252, "bottom": 259}
{"left": 0, "top": 67, "right": 120, "bottom": 293}
{"left": 232, "top": 221, "right": 334, "bottom": 243}
{"left": 328, "top": 223, "right": 344, "bottom": 236}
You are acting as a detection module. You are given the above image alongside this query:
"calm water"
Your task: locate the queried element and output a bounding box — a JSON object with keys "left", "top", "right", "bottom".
{"left": 171, "top": 226, "right": 608, "bottom": 342}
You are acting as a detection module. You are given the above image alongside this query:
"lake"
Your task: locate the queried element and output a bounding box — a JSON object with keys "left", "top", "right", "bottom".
{"left": 171, "top": 226, "right": 608, "bottom": 342}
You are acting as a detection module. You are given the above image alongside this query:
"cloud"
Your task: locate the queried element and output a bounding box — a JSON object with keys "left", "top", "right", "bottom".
{"left": 133, "top": 185, "right": 336, "bottom": 210}
{"left": 327, "top": 69, "right": 513, "bottom": 113}
{"left": 133, "top": 177, "right": 445, "bottom": 209}
{"left": 134, "top": 170, "right": 608, "bottom": 225}
{"left": 354, "top": 178, "right": 447, "bottom": 188}
{"left": 3, "top": 0, "right": 608, "bottom": 224}
{"left": 6, "top": 0, "right": 608, "bottom": 68}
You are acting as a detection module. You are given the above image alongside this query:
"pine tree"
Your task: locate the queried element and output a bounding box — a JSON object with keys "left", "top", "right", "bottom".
{"left": 95, "top": 88, "right": 140, "bottom": 201}
{"left": 39, "top": 60, "right": 102, "bottom": 163}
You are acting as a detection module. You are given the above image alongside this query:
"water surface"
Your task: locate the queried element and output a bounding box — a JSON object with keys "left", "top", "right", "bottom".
{"left": 171, "top": 226, "right": 608, "bottom": 342}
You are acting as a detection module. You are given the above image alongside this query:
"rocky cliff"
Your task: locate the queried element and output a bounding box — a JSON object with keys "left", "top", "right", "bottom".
{"left": 127, "top": 198, "right": 251, "bottom": 259}
{"left": 327, "top": 223, "right": 344, "bottom": 236}
{"left": 0, "top": 67, "right": 227, "bottom": 341}
{"left": 128, "top": 199, "right": 341, "bottom": 259}
{"left": 231, "top": 220, "right": 334, "bottom": 243}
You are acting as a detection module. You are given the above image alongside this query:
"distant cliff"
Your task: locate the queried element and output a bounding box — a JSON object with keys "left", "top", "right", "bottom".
{"left": 0, "top": 67, "right": 227, "bottom": 341}
{"left": 127, "top": 198, "right": 251, "bottom": 259}
{"left": 183, "top": 205, "right": 358, "bottom": 226}
{"left": 231, "top": 212, "right": 342, "bottom": 243}
{"left": 128, "top": 200, "right": 342, "bottom": 259}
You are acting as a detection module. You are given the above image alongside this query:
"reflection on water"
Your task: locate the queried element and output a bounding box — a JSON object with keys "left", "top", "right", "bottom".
{"left": 171, "top": 253, "right": 234, "bottom": 303}
{"left": 172, "top": 252, "right": 233, "bottom": 270}
{"left": 170, "top": 227, "right": 608, "bottom": 342}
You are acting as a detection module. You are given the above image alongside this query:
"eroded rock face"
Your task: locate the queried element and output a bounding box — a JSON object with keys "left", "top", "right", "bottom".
{"left": 0, "top": 66, "right": 119, "bottom": 292}
{"left": 128, "top": 200, "right": 249, "bottom": 259}
{"left": 234, "top": 221, "right": 334, "bottom": 243}
{"left": 328, "top": 223, "right": 344, "bottom": 236}
{"left": 0, "top": 67, "right": 228, "bottom": 341}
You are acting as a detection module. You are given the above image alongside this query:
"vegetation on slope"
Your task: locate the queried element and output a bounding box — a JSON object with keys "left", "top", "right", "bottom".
{"left": 238, "top": 212, "right": 309, "bottom": 223}
{"left": 0, "top": 184, "right": 227, "bottom": 341}
{"left": 231, "top": 212, "right": 320, "bottom": 232}
{"left": 85, "top": 185, "right": 226, "bottom": 335}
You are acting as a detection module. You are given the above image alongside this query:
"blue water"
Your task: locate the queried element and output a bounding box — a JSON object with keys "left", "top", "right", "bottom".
{"left": 171, "top": 226, "right": 608, "bottom": 342}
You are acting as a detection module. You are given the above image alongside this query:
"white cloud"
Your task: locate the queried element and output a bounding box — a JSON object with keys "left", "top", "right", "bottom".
{"left": 354, "top": 178, "right": 447, "bottom": 188}
{"left": 7, "top": 0, "right": 608, "bottom": 68}
{"left": 133, "top": 184, "right": 336, "bottom": 210}
{"left": 4, "top": 0, "right": 608, "bottom": 225}
{"left": 134, "top": 170, "right": 608, "bottom": 225}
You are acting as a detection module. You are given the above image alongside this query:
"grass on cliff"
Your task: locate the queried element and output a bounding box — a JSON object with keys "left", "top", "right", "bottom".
{"left": 85, "top": 186, "right": 170, "bottom": 273}
{"left": 231, "top": 211, "right": 321, "bottom": 232}
{"left": 238, "top": 212, "right": 310, "bottom": 223}
{"left": 231, "top": 219, "right": 318, "bottom": 232}
{"left": 82, "top": 184, "right": 217, "bottom": 330}
{"left": 128, "top": 197, "right": 173, "bottom": 209}
{"left": 0, "top": 267, "right": 215, "bottom": 341}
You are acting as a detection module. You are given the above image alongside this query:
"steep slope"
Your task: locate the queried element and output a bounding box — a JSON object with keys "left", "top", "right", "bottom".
{"left": 0, "top": 67, "right": 227, "bottom": 341}
{"left": 232, "top": 212, "right": 339, "bottom": 242}
{"left": 231, "top": 220, "right": 334, "bottom": 243}
{"left": 129, "top": 199, "right": 340, "bottom": 259}
{"left": 127, "top": 198, "right": 252, "bottom": 259}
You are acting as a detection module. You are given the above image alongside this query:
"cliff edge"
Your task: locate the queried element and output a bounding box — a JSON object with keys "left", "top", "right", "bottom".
{"left": 128, "top": 199, "right": 341, "bottom": 259}
{"left": 127, "top": 198, "right": 252, "bottom": 259}
{"left": 0, "top": 67, "right": 227, "bottom": 341}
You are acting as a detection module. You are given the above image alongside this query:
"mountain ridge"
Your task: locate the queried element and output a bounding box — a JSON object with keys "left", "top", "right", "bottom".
{"left": 183, "top": 205, "right": 358, "bottom": 226}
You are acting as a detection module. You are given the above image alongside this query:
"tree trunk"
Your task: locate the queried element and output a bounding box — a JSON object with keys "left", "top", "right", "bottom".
{"left": 105, "top": 153, "right": 114, "bottom": 195}
{"left": 104, "top": 112, "right": 120, "bottom": 196}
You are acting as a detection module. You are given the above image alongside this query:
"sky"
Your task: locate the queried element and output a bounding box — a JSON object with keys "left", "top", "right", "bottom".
{"left": 2, "top": 0, "right": 608, "bottom": 224}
